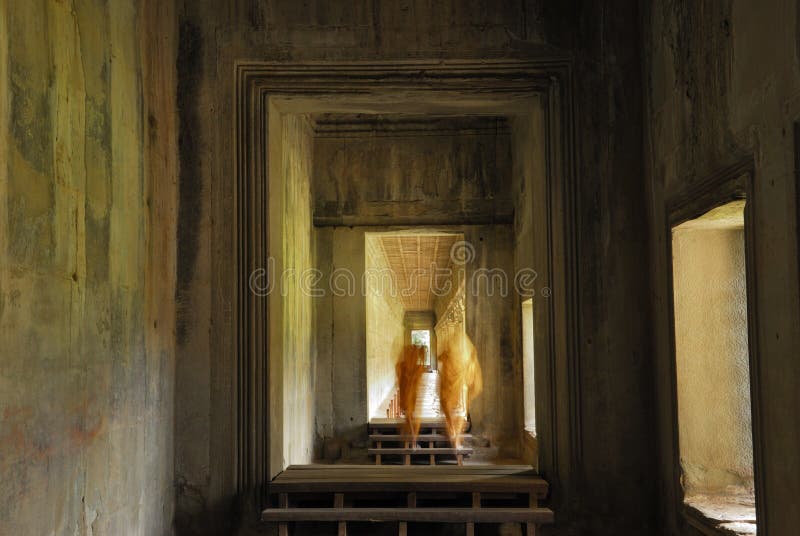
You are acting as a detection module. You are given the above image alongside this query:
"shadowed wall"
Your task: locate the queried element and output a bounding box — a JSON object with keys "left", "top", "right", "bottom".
{"left": 176, "top": 1, "right": 656, "bottom": 534}
{"left": 645, "top": 1, "right": 800, "bottom": 534}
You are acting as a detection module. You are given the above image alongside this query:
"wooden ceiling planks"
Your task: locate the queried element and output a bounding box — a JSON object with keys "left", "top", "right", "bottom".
{"left": 376, "top": 233, "right": 460, "bottom": 311}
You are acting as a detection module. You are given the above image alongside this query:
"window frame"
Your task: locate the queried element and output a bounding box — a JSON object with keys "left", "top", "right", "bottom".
{"left": 521, "top": 298, "right": 536, "bottom": 436}
{"left": 664, "top": 158, "right": 765, "bottom": 535}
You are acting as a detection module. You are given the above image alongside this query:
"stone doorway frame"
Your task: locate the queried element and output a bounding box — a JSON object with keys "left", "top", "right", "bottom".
{"left": 664, "top": 157, "right": 766, "bottom": 535}
{"left": 229, "top": 58, "right": 584, "bottom": 517}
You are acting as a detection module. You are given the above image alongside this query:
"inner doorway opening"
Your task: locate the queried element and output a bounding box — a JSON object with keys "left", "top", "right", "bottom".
{"left": 235, "top": 61, "right": 579, "bottom": 525}
{"left": 365, "top": 231, "right": 465, "bottom": 422}
{"left": 410, "top": 330, "right": 432, "bottom": 368}
{"left": 264, "top": 106, "right": 557, "bottom": 470}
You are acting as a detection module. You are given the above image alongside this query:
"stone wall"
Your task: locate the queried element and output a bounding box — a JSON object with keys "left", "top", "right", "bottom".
{"left": 645, "top": 1, "right": 800, "bottom": 533}
{"left": 313, "top": 226, "right": 368, "bottom": 446}
{"left": 177, "top": 0, "right": 656, "bottom": 533}
{"left": 365, "top": 235, "right": 406, "bottom": 419}
{"left": 0, "top": 0, "right": 177, "bottom": 534}
{"left": 279, "top": 115, "right": 316, "bottom": 466}
{"left": 672, "top": 223, "right": 753, "bottom": 493}
{"left": 461, "top": 225, "right": 517, "bottom": 449}
{"left": 433, "top": 263, "right": 465, "bottom": 355}
{"left": 510, "top": 113, "right": 540, "bottom": 463}
{"left": 312, "top": 117, "right": 512, "bottom": 225}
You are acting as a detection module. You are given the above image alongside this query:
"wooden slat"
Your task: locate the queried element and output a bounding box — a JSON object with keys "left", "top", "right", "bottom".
{"left": 369, "top": 418, "right": 448, "bottom": 430}
{"left": 275, "top": 470, "right": 539, "bottom": 481}
{"left": 270, "top": 482, "right": 547, "bottom": 497}
{"left": 269, "top": 465, "right": 548, "bottom": 497}
{"left": 284, "top": 464, "right": 535, "bottom": 472}
{"left": 399, "top": 492, "right": 416, "bottom": 536}
{"left": 278, "top": 494, "right": 288, "bottom": 536}
{"left": 368, "top": 448, "right": 473, "bottom": 455}
{"left": 373, "top": 234, "right": 464, "bottom": 310}
{"left": 527, "top": 490, "right": 538, "bottom": 534}
{"left": 335, "top": 493, "right": 346, "bottom": 536}
{"left": 272, "top": 466, "right": 545, "bottom": 477}
{"left": 273, "top": 465, "right": 544, "bottom": 483}
{"left": 262, "top": 507, "right": 554, "bottom": 524}
{"left": 467, "top": 492, "right": 481, "bottom": 536}
{"left": 369, "top": 434, "right": 472, "bottom": 442}
{"left": 269, "top": 481, "right": 545, "bottom": 495}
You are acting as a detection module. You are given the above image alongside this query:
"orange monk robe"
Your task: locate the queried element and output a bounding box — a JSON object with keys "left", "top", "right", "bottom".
{"left": 437, "top": 333, "right": 482, "bottom": 449}
{"left": 395, "top": 345, "right": 426, "bottom": 442}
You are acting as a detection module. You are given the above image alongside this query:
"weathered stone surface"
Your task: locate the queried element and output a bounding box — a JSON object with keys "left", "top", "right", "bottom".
{"left": 4, "top": 1, "right": 797, "bottom": 535}
{"left": 176, "top": 1, "right": 657, "bottom": 534}
{"left": 645, "top": 1, "right": 800, "bottom": 534}
{"left": 313, "top": 116, "right": 512, "bottom": 226}
{"left": 279, "top": 114, "right": 315, "bottom": 467}
{"left": 0, "top": 1, "right": 177, "bottom": 534}
{"left": 364, "top": 233, "right": 406, "bottom": 420}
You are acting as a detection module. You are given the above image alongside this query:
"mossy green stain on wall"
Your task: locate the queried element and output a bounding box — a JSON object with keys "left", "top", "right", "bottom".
{"left": 0, "top": 0, "right": 176, "bottom": 534}
{"left": 85, "top": 212, "right": 110, "bottom": 284}
{"left": 76, "top": 0, "right": 113, "bottom": 226}
{"left": 9, "top": 73, "right": 53, "bottom": 176}
{"left": 6, "top": 1, "right": 55, "bottom": 269}
{"left": 8, "top": 0, "right": 53, "bottom": 175}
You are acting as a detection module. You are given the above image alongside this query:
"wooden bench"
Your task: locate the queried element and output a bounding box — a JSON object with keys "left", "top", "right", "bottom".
{"left": 264, "top": 464, "right": 553, "bottom": 536}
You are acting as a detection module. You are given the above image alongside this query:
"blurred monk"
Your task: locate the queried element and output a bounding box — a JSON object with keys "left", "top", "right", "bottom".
{"left": 437, "top": 332, "right": 482, "bottom": 449}
{"left": 395, "top": 345, "right": 427, "bottom": 442}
